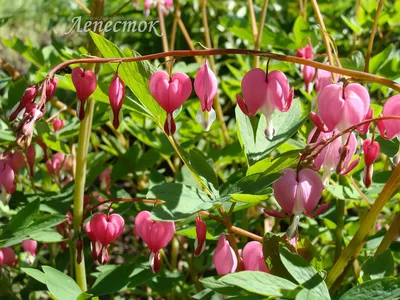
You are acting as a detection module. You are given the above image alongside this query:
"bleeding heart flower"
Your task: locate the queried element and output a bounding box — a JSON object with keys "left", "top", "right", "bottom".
{"left": 8, "top": 151, "right": 25, "bottom": 173}
{"left": 0, "top": 159, "right": 15, "bottom": 194}
{"left": 273, "top": 168, "right": 324, "bottom": 217}
{"left": 308, "top": 128, "right": 358, "bottom": 185}
{"left": 52, "top": 118, "right": 64, "bottom": 132}
{"left": 71, "top": 67, "right": 97, "bottom": 120}
{"left": 0, "top": 248, "right": 17, "bottom": 267}
{"left": 9, "top": 86, "right": 37, "bottom": 122}
{"left": 194, "top": 60, "right": 218, "bottom": 131}
{"left": 135, "top": 210, "right": 175, "bottom": 273}
{"left": 213, "top": 234, "right": 237, "bottom": 275}
{"left": 45, "top": 77, "right": 59, "bottom": 101}
{"left": 363, "top": 139, "right": 380, "bottom": 188}
{"left": 272, "top": 168, "right": 325, "bottom": 238}
{"left": 108, "top": 72, "right": 126, "bottom": 129}
{"left": 89, "top": 213, "right": 125, "bottom": 246}
{"left": 317, "top": 82, "right": 370, "bottom": 132}
{"left": 22, "top": 240, "right": 37, "bottom": 257}
{"left": 194, "top": 216, "right": 207, "bottom": 256}
{"left": 237, "top": 68, "right": 294, "bottom": 139}
{"left": 315, "top": 65, "right": 339, "bottom": 93}
{"left": 46, "top": 153, "right": 69, "bottom": 175}
{"left": 149, "top": 70, "right": 192, "bottom": 135}
{"left": 296, "top": 44, "right": 315, "bottom": 92}
{"left": 378, "top": 94, "right": 400, "bottom": 140}
{"left": 241, "top": 241, "right": 268, "bottom": 272}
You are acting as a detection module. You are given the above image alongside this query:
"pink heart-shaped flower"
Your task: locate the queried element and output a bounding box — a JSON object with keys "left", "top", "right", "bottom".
{"left": 135, "top": 210, "right": 175, "bottom": 253}
{"left": 149, "top": 71, "right": 192, "bottom": 114}
{"left": 89, "top": 213, "right": 125, "bottom": 246}
{"left": 71, "top": 67, "right": 97, "bottom": 102}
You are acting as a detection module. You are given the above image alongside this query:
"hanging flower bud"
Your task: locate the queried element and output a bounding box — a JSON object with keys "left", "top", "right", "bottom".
{"left": 108, "top": 73, "right": 126, "bottom": 129}
{"left": 16, "top": 103, "right": 43, "bottom": 148}
{"left": 241, "top": 241, "right": 268, "bottom": 272}
{"left": 71, "top": 67, "right": 97, "bottom": 120}
{"left": 85, "top": 221, "right": 102, "bottom": 261}
{"left": 76, "top": 236, "right": 83, "bottom": 264}
{"left": 213, "top": 234, "right": 237, "bottom": 275}
{"left": 22, "top": 239, "right": 37, "bottom": 264}
{"left": 135, "top": 211, "right": 175, "bottom": 273}
{"left": 296, "top": 43, "right": 315, "bottom": 92}
{"left": 378, "top": 95, "right": 400, "bottom": 140}
{"left": 45, "top": 77, "right": 59, "bottom": 101}
{"left": 149, "top": 71, "right": 192, "bottom": 135}
{"left": 22, "top": 240, "right": 37, "bottom": 256}
{"left": 46, "top": 153, "right": 68, "bottom": 175}
{"left": 26, "top": 145, "right": 36, "bottom": 177}
{"left": 52, "top": 118, "right": 64, "bottom": 132}
{"left": 194, "top": 60, "right": 218, "bottom": 131}
{"left": 144, "top": 0, "right": 152, "bottom": 16}
{"left": 0, "top": 159, "right": 15, "bottom": 194}
{"left": 9, "top": 86, "right": 37, "bottom": 122}
{"left": 237, "top": 68, "right": 294, "bottom": 139}
{"left": 315, "top": 65, "right": 339, "bottom": 93}
{"left": 9, "top": 151, "right": 25, "bottom": 173}
{"left": 363, "top": 139, "right": 380, "bottom": 188}
{"left": 194, "top": 216, "right": 207, "bottom": 256}
{"left": 0, "top": 248, "right": 17, "bottom": 267}
{"left": 317, "top": 82, "right": 370, "bottom": 132}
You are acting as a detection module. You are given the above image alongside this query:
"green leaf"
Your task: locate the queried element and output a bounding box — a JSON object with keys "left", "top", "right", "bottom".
{"left": 189, "top": 149, "right": 219, "bottom": 189}
{"left": 200, "top": 276, "right": 248, "bottom": 296}
{"left": 22, "top": 268, "right": 47, "bottom": 284}
{"left": 225, "top": 173, "right": 280, "bottom": 203}
{"left": 89, "top": 31, "right": 164, "bottom": 125}
{"left": 149, "top": 183, "right": 213, "bottom": 221}
{"left": 90, "top": 264, "right": 154, "bottom": 296}
{"left": 29, "top": 229, "right": 65, "bottom": 243}
{"left": 295, "top": 289, "right": 325, "bottom": 300}
{"left": 339, "top": 277, "right": 400, "bottom": 300}
{"left": 42, "top": 266, "right": 82, "bottom": 300}
{"left": 341, "top": 15, "right": 363, "bottom": 34}
{"left": 262, "top": 233, "right": 295, "bottom": 279}
{"left": 8, "top": 199, "right": 40, "bottom": 233}
{"left": 360, "top": 250, "right": 394, "bottom": 281}
{"left": 36, "top": 121, "right": 70, "bottom": 154}
{"left": 236, "top": 99, "right": 306, "bottom": 165}
{"left": 111, "top": 142, "right": 141, "bottom": 181}
{"left": 247, "top": 150, "right": 299, "bottom": 176}
{"left": 280, "top": 247, "right": 330, "bottom": 300}
{"left": 218, "top": 271, "right": 298, "bottom": 297}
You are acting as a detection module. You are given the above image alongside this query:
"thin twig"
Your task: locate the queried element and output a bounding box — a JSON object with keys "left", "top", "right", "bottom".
{"left": 375, "top": 212, "right": 400, "bottom": 257}
{"left": 364, "top": 0, "right": 385, "bottom": 73}
{"left": 247, "top": 0, "right": 258, "bottom": 41}
{"left": 42, "top": 49, "right": 400, "bottom": 92}
{"left": 253, "top": 0, "right": 269, "bottom": 68}
{"left": 310, "top": 0, "right": 335, "bottom": 67}
{"left": 73, "top": 0, "right": 91, "bottom": 14}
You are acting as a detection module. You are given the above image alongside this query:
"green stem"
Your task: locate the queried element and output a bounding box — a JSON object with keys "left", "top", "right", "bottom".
{"left": 326, "top": 163, "right": 400, "bottom": 291}
{"left": 374, "top": 212, "right": 400, "bottom": 257}
{"left": 253, "top": 0, "right": 269, "bottom": 68}
{"left": 334, "top": 199, "right": 345, "bottom": 262}
{"left": 72, "top": 0, "right": 104, "bottom": 292}
{"left": 364, "top": 0, "right": 385, "bottom": 72}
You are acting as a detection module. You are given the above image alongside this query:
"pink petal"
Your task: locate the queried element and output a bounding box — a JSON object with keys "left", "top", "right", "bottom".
{"left": 213, "top": 234, "right": 238, "bottom": 275}
{"left": 317, "top": 84, "right": 345, "bottom": 131}
{"left": 272, "top": 168, "right": 298, "bottom": 215}
{"left": 297, "top": 168, "right": 324, "bottom": 215}
{"left": 242, "top": 241, "right": 268, "bottom": 272}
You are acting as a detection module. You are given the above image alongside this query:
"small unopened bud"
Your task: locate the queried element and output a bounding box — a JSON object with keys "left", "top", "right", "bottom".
{"left": 45, "top": 77, "right": 59, "bottom": 101}
{"left": 363, "top": 139, "right": 380, "bottom": 188}
{"left": 76, "top": 237, "right": 83, "bottom": 264}
{"left": 194, "top": 216, "right": 207, "bottom": 256}
{"left": 52, "top": 118, "right": 64, "bottom": 132}
{"left": 336, "top": 145, "right": 349, "bottom": 175}
{"left": 9, "top": 86, "right": 37, "bottom": 122}
{"left": 108, "top": 73, "right": 126, "bottom": 129}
